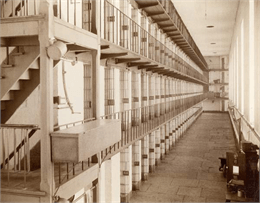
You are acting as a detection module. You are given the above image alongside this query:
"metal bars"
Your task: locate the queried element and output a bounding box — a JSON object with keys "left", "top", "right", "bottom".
{"left": 105, "top": 67, "right": 115, "bottom": 115}
{"left": 101, "top": 93, "right": 207, "bottom": 160}
{"left": 53, "top": 118, "right": 95, "bottom": 185}
{"left": 84, "top": 64, "right": 93, "bottom": 119}
{"left": 0, "top": 124, "right": 39, "bottom": 187}
{"left": 103, "top": 0, "right": 208, "bottom": 84}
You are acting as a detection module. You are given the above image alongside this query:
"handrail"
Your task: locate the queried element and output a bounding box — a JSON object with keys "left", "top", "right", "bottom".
{"left": 0, "top": 123, "right": 41, "bottom": 191}
{"left": 53, "top": 118, "right": 95, "bottom": 186}
{"left": 0, "top": 124, "right": 39, "bottom": 129}
{"left": 101, "top": 93, "right": 205, "bottom": 119}
{"left": 228, "top": 104, "right": 260, "bottom": 142}
{"left": 103, "top": 0, "right": 208, "bottom": 84}
{"left": 1, "top": 0, "right": 38, "bottom": 18}
{"left": 100, "top": 96, "right": 205, "bottom": 160}
{"left": 157, "top": 0, "right": 207, "bottom": 70}
{"left": 53, "top": 118, "right": 95, "bottom": 131}
{"left": 0, "top": 127, "right": 39, "bottom": 169}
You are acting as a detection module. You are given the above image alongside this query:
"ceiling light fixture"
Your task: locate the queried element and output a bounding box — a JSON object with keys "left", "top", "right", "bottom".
{"left": 211, "top": 43, "right": 216, "bottom": 45}
{"left": 207, "top": 25, "right": 214, "bottom": 28}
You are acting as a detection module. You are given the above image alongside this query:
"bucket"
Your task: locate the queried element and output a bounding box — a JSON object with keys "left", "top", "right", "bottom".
{"left": 47, "top": 41, "right": 67, "bottom": 60}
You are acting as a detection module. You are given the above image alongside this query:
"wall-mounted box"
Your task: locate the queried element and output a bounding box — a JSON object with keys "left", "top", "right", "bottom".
{"left": 51, "top": 119, "right": 121, "bottom": 162}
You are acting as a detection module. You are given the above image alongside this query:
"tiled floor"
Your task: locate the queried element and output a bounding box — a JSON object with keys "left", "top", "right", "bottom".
{"left": 130, "top": 112, "right": 236, "bottom": 203}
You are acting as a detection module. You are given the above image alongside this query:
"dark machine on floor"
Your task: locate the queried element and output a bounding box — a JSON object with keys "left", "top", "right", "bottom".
{"left": 219, "top": 140, "right": 259, "bottom": 202}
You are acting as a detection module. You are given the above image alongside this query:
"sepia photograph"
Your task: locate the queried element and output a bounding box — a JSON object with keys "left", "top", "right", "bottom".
{"left": 0, "top": 0, "right": 259, "bottom": 202}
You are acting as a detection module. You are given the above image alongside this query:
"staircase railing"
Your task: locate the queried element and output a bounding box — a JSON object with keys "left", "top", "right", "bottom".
{"left": 0, "top": 124, "right": 39, "bottom": 185}
{"left": 100, "top": 93, "right": 206, "bottom": 160}
{"left": 103, "top": 0, "right": 207, "bottom": 84}
{"left": 0, "top": 0, "right": 39, "bottom": 18}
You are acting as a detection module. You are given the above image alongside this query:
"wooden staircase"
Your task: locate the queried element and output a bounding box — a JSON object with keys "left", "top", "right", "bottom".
{"left": 1, "top": 45, "right": 40, "bottom": 123}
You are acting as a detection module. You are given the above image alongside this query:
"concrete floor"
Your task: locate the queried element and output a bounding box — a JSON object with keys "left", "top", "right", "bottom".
{"left": 130, "top": 112, "right": 236, "bottom": 203}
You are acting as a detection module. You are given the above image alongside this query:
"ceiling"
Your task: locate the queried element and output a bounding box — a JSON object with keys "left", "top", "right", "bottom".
{"left": 171, "top": 0, "right": 239, "bottom": 57}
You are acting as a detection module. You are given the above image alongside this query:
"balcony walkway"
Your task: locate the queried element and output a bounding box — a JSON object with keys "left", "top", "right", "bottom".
{"left": 130, "top": 112, "right": 236, "bottom": 203}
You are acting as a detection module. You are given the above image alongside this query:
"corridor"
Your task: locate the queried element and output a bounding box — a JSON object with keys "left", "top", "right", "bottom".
{"left": 130, "top": 112, "right": 236, "bottom": 203}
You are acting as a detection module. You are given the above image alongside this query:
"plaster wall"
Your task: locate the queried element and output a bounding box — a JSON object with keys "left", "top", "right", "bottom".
{"left": 229, "top": 0, "right": 260, "bottom": 138}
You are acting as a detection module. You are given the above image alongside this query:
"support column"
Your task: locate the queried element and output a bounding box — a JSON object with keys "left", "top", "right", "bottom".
{"left": 155, "top": 128, "right": 161, "bottom": 165}
{"left": 184, "top": 112, "right": 187, "bottom": 132}
{"left": 149, "top": 132, "right": 155, "bottom": 172}
{"left": 180, "top": 113, "right": 184, "bottom": 137}
{"left": 169, "top": 121, "right": 173, "bottom": 150}
{"left": 132, "top": 140, "right": 141, "bottom": 190}
{"left": 120, "top": 146, "right": 132, "bottom": 203}
{"left": 183, "top": 112, "right": 186, "bottom": 133}
{"left": 39, "top": 1, "right": 54, "bottom": 202}
{"left": 188, "top": 110, "right": 191, "bottom": 128}
{"left": 165, "top": 123, "right": 170, "bottom": 154}
{"left": 160, "top": 125, "right": 165, "bottom": 159}
{"left": 99, "top": 153, "right": 121, "bottom": 203}
{"left": 179, "top": 114, "right": 183, "bottom": 138}
{"left": 172, "top": 118, "right": 176, "bottom": 145}
{"left": 189, "top": 109, "right": 192, "bottom": 127}
{"left": 175, "top": 116, "right": 179, "bottom": 141}
{"left": 141, "top": 135, "right": 149, "bottom": 181}
{"left": 177, "top": 115, "right": 180, "bottom": 140}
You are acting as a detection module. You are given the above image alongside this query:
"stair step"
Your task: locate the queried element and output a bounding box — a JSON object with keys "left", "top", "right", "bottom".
{"left": 1, "top": 92, "right": 13, "bottom": 101}
{"left": 1, "top": 64, "right": 14, "bottom": 68}
{"left": 1, "top": 46, "right": 39, "bottom": 99}
{"left": 10, "top": 81, "right": 21, "bottom": 91}
{"left": 20, "top": 70, "right": 30, "bottom": 80}
{"left": 29, "top": 59, "right": 40, "bottom": 70}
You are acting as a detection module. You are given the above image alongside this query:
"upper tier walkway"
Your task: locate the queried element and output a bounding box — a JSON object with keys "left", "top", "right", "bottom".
{"left": 130, "top": 112, "right": 236, "bottom": 203}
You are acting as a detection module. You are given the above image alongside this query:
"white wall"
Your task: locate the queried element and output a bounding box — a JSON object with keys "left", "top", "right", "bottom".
{"left": 229, "top": 0, "right": 260, "bottom": 137}
{"left": 56, "top": 60, "right": 84, "bottom": 126}
{"left": 203, "top": 56, "right": 229, "bottom": 111}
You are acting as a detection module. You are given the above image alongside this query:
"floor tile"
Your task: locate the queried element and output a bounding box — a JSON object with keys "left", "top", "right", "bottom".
{"left": 183, "top": 195, "right": 206, "bottom": 202}
{"left": 130, "top": 113, "right": 235, "bottom": 203}
{"left": 177, "top": 186, "right": 201, "bottom": 197}
{"left": 200, "top": 188, "right": 226, "bottom": 199}
{"left": 171, "top": 178, "right": 199, "bottom": 187}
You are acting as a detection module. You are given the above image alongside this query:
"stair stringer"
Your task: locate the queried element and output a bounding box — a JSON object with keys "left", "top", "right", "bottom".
{"left": 1, "top": 45, "right": 40, "bottom": 100}
{"left": 1, "top": 68, "right": 40, "bottom": 124}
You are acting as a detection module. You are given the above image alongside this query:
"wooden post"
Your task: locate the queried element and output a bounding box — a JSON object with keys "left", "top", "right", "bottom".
{"left": 39, "top": 0, "right": 55, "bottom": 202}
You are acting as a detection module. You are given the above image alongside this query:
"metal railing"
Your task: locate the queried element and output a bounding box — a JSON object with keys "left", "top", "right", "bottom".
{"left": 54, "top": 0, "right": 93, "bottom": 31}
{"left": 103, "top": 0, "right": 208, "bottom": 84}
{"left": 228, "top": 103, "right": 260, "bottom": 148}
{"left": 0, "top": 124, "right": 40, "bottom": 186}
{"left": 1, "top": 0, "right": 93, "bottom": 32}
{"left": 53, "top": 118, "right": 95, "bottom": 185}
{"left": 1, "top": 0, "right": 39, "bottom": 18}
{"left": 100, "top": 93, "right": 206, "bottom": 159}
{"left": 158, "top": 0, "right": 207, "bottom": 69}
